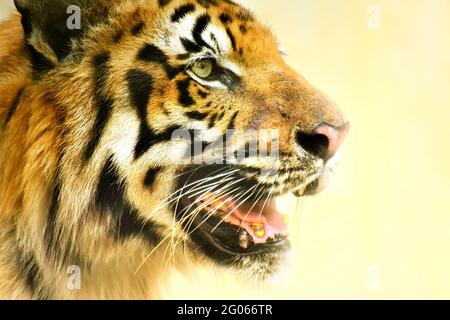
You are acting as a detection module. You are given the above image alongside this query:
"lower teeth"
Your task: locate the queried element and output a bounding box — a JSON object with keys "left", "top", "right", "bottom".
{"left": 239, "top": 230, "right": 250, "bottom": 249}
{"left": 238, "top": 230, "right": 287, "bottom": 249}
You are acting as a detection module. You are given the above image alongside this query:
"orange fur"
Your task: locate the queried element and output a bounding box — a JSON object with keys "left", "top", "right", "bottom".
{"left": 0, "top": 0, "right": 347, "bottom": 299}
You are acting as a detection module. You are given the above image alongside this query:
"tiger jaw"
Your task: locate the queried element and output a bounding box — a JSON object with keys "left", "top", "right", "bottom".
{"left": 195, "top": 192, "right": 290, "bottom": 249}
{"left": 172, "top": 163, "right": 326, "bottom": 277}
{"left": 179, "top": 188, "right": 291, "bottom": 259}
{"left": 195, "top": 184, "right": 310, "bottom": 249}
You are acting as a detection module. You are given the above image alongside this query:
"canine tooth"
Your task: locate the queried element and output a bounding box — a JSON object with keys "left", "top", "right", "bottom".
{"left": 294, "top": 185, "right": 307, "bottom": 197}
{"left": 251, "top": 223, "right": 265, "bottom": 238}
{"left": 239, "top": 230, "right": 250, "bottom": 249}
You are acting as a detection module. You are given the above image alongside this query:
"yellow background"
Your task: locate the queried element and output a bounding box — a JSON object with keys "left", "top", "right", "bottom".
{"left": 1, "top": 0, "right": 450, "bottom": 299}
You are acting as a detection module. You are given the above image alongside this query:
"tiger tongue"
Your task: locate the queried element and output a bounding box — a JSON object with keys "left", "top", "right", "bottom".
{"left": 233, "top": 199, "right": 287, "bottom": 244}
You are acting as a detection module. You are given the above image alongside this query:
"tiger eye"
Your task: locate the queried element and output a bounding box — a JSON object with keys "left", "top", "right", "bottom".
{"left": 191, "top": 60, "right": 213, "bottom": 78}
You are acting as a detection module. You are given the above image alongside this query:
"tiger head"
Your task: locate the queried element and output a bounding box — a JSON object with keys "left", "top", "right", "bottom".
{"left": 12, "top": 0, "right": 349, "bottom": 283}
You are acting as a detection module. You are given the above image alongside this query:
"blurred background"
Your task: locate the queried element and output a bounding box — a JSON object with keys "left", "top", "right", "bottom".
{"left": 1, "top": 0, "right": 450, "bottom": 299}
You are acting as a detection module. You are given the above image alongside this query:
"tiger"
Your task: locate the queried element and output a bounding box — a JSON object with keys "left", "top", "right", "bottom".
{"left": 0, "top": 0, "right": 349, "bottom": 299}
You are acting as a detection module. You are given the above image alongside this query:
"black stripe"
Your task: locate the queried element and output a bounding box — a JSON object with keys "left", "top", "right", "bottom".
{"left": 119, "top": 208, "right": 162, "bottom": 244}
{"left": 43, "top": 157, "right": 87, "bottom": 268}
{"left": 3, "top": 88, "right": 23, "bottom": 129}
{"left": 186, "top": 111, "right": 208, "bottom": 121}
{"left": 23, "top": 252, "right": 43, "bottom": 297}
{"left": 137, "top": 43, "right": 183, "bottom": 79}
{"left": 158, "top": 0, "right": 172, "bottom": 6}
{"left": 135, "top": 126, "right": 155, "bottom": 159}
{"left": 126, "top": 69, "right": 180, "bottom": 158}
{"left": 217, "top": 111, "right": 225, "bottom": 121}
{"left": 192, "top": 14, "right": 215, "bottom": 52}
{"left": 135, "top": 125, "right": 181, "bottom": 159}
{"left": 96, "top": 157, "right": 161, "bottom": 244}
{"left": 180, "top": 37, "right": 202, "bottom": 53}
{"left": 126, "top": 69, "right": 153, "bottom": 121}
{"left": 197, "top": 90, "right": 208, "bottom": 98}
{"left": 196, "top": 0, "right": 218, "bottom": 8}
{"left": 96, "top": 156, "right": 127, "bottom": 220}
{"left": 227, "top": 111, "right": 239, "bottom": 130}
{"left": 126, "top": 69, "right": 154, "bottom": 159}
{"left": 44, "top": 164, "right": 62, "bottom": 257}
{"left": 113, "top": 30, "right": 124, "bottom": 43}
{"left": 226, "top": 27, "right": 237, "bottom": 51}
{"left": 84, "top": 52, "right": 114, "bottom": 161}
{"left": 177, "top": 79, "right": 195, "bottom": 107}
{"left": 144, "top": 167, "right": 162, "bottom": 188}
{"left": 131, "top": 21, "right": 145, "bottom": 35}
{"left": 223, "top": 0, "right": 238, "bottom": 6}
{"left": 237, "top": 10, "right": 254, "bottom": 22}
{"left": 177, "top": 53, "right": 191, "bottom": 60}
{"left": 219, "top": 13, "right": 233, "bottom": 24}
{"left": 16, "top": 248, "right": 49, "bottom": 299}
{"left": 27, "top": 44, "right": 55, "bottom": 76}
{"left": 171, "top": 4, "right": 196, "bottom": 23}
{"left": 208, "top": 113, "right": 218, "bottom": 128}
{"left": 19, "top": 8, "right": 33, "bottom": 35}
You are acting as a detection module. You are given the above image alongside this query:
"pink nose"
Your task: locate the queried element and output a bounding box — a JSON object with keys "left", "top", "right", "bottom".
{"left": 296, "top": 123, "right": 350, "bottom": 161}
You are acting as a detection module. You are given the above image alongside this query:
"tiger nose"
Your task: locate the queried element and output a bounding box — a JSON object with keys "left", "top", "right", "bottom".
{"left": 295, "top": 123, "right": 350, "bottom": 161}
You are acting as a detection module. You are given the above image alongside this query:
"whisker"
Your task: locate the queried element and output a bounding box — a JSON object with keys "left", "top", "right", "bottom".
{"left": 183, "top": 188, "right": 247, "bottom": 239}
{"left": 237, "top": 182, "right": 267, "bottom": 231}
{"left": 210, "top": 184, "right": 259, "bottom": 233}
{"left": 137, "top": 167, "right": 244, "bottom": 272}
{"left": 168, "top": 187, "right": 242, "bottom": 258}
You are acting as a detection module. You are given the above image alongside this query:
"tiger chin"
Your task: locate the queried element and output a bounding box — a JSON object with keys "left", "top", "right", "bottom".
{"left": 0, "top": 0, "right": 349, "bottom": 299}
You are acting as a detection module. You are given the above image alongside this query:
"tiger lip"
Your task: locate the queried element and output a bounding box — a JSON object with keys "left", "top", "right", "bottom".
{"left": 196, "top": 192, "right": 289, "bottom": 248}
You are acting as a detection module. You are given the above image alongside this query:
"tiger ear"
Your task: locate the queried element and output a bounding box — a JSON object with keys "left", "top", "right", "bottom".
{"left": 14, "top": 0, "right": 110, "bottom": 72}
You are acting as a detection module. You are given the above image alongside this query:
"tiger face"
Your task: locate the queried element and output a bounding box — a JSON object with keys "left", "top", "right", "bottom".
{"left": 6, "top": 0, "right": 349, "bottom": 293}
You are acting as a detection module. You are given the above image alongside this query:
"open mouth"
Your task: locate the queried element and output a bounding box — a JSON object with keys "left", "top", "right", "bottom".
{"left": 174, "top": 165, "right": 317, "bottom": 261}
{"left": 182, "top": 192, "right": 290, "bottom": 256}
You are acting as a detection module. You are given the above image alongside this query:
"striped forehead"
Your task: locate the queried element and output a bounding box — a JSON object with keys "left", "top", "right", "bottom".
{"left": 159, "top": 4, "right": 233, "bottom": 58}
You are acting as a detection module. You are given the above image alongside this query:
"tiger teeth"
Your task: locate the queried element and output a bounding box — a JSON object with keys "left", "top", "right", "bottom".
{"left": 293, "top": 185, "right": 307, "bottom": 197}
{"left": 239, "top": 230, "right": 250, "bottom": 249}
